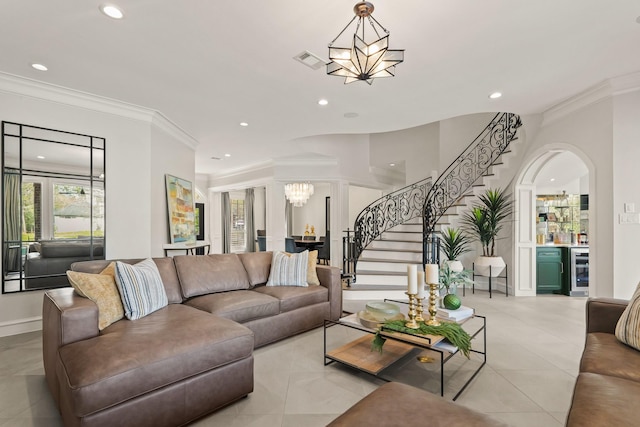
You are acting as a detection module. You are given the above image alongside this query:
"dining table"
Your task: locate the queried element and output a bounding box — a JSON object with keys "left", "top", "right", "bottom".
{"left": 294, "top": 240, "right": 325, "bottom": 251}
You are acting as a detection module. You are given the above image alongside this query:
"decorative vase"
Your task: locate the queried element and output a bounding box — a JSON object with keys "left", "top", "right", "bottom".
{"left": 445, "top": 260, "right": 464, "bottom": 273}
{"left": 474, "top": 256, "right": 505, "bottom": 277}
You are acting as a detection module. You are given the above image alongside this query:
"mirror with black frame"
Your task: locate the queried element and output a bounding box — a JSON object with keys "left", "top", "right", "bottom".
{"left": 2, "top": 122, "right": 105, "bottom": 293}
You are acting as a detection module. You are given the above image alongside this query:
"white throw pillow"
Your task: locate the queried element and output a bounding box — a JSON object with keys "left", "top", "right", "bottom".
{"left": 114, "top": 258, "right": 168, "bottom": 320}
{"left": 266, "top": 250, "right": 309, "bottom": 287}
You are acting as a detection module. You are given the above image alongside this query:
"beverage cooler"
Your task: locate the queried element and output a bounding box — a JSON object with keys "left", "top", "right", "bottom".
{"left": 570, "top": 247, "right": 589, "bottom": 296}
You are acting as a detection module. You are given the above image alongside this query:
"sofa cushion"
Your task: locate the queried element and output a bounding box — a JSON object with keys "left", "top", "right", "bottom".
{"left": 566, "top": 372, "right": 640, "bottom": 427}
{"left": 254, "top": 284, "right": 328, "bottom": 313}
{"left": 71, "top": 258, "right": 183, "bottom": 304}
{"left": 115, "top": 259, "right": 168, "bottom": 320}
{"left": 266, "top": 250, "right": 308, "bottom": 287}
{"left": 238, "top": 251, "right": 273, "bottom": 287}
{"left": 615, "top": 281, "right": 640, "bottom": 351}
{"left": 40, "top": 240, "right": 104, "bottom": 258}
{"left": 57, "top": 304, "right": 254, "bottom": 418}
{"left": 66, "top": 266, "right": 124, "bottom": 330}
{"left": 174, "top": 254, "right": 251, "bottom": 298}
{"left": 304, "top": 250, "right": 320, "bottom": 286}
{"left": 580, "top": 332, "right": 640, "bottom": 383}
{"left": 185, "top": 290, "right": 280, "bottom": 323}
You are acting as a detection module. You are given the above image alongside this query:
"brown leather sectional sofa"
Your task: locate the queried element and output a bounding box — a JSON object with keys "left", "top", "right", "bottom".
{"left": 566, "top": 297, "right": 640, "bottom": 427}
{"left": 42, "top": 251, "right": 341, "bottom": 427}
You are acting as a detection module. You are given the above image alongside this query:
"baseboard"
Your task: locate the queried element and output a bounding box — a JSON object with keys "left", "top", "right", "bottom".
{"left": 0, "top": 316, "right": 42, "bottom": 338}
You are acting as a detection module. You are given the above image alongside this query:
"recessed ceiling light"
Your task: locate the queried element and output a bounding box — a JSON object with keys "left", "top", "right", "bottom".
{"left": 318, "top": 99, "right": 328, "bottom": 106}
{"left": 389, "top": 163, "right": 395, "bottom": 167}
{"left": 100, "top": 4, "right": 124, "bottom": 19}
{"left": 489, "top": 92, "right": 502, "bottom": 99}
{"left": 36, "top": 155, "right": 45, "bottom": 159}
{"left": 31, "top": 63, "right": 48, "bottom": 71}
{"left": 224, "top": 153, "right": 231, "bottom": 157}
{"left": 239, "top": 122, "right": 249, "bottom": 127}
{"left": 550, "top": 178, "right": 556, "bottom": 182}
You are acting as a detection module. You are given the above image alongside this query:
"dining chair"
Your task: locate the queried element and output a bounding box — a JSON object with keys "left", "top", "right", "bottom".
{"left": 291, "top": 235, "right": 302, "bottom": 241}
{"left": 303, "top": 235, "right": 316, "bottom": 241}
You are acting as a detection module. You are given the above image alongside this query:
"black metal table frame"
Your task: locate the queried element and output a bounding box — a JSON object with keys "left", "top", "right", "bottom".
{"left": 323, "top": 309, "right": 486, "bottom": 401}
{"left": 467, "top": 263, "right": 508, "bottom": 298}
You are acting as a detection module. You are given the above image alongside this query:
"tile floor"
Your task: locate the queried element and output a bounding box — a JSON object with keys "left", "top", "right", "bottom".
{"left": 0, "top": 292, "right": 586, "bottom": 426}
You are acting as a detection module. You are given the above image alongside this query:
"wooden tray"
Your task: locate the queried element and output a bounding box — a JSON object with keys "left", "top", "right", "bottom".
{"left": 326, "top": 335, "right": 414, "bottom": 375}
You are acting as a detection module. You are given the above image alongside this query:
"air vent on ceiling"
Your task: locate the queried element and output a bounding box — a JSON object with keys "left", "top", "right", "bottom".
{"left": 293, "top": 50, "right": 327, "bottom": 70}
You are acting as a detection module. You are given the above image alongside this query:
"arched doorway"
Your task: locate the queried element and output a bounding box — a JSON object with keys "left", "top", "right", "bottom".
{"left": 512, "top": 144, "right": 595, "bottom": 297}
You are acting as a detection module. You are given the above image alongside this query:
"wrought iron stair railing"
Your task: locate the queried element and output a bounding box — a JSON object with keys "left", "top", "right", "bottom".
{"left": 342, "top": 177, "right": 432, "bottom": 283}
{"left": 422, "top": 112, "right": 522, "bottom": 263}
{"left": 343, "top": 112, "right": 522, "bottom": 284}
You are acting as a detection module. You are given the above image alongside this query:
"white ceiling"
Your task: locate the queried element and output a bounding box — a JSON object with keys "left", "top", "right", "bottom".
{"left": 2, "top": 1, "right": 640, "bottom": 176}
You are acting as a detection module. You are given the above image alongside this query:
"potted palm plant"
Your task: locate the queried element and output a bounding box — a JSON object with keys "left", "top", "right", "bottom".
{"left": 440, "top": 227, "right": 471, "bottom": 273}
{"left": 460, "top": 188, "right": 513, "bottom": 277}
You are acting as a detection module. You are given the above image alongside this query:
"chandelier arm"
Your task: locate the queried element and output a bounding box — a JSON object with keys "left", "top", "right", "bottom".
{"left": 366, "top": 16, "right": 382, "bottom": 39}
{"left": 328, "top": 15, "right": 358, "bottom": 47}
{"left": 367, "top": 14, "right": 390, "bottom": 35}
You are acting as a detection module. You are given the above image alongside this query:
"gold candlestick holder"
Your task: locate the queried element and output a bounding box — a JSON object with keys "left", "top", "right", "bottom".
{"left": 415, "top": 296, "right": 425, "bottom": 322}
{"left": 405, "top": 292, "right": 419, "bottom": 329}
{"left": 425, "top": 283, "right": 441, "bottom": 326}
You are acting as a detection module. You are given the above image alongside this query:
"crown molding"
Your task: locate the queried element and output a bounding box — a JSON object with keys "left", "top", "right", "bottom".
{"left": 542, "top": 71, "right": 640, "bottom": 127}
{"left": 0, "top": 72, "right": 198, "bottom": 149}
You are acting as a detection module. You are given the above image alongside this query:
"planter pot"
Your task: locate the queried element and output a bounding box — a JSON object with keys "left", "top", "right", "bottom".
{"left": 474, "top": 256, "right": 505, "bottom": 277}
{"left": 444, "top": 260, "right": 464, "bottom": 273}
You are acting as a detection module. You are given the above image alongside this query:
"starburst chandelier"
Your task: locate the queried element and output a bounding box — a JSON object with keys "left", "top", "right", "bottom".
{"left": 326, "top": 1, "right": 404, "bottom": 85}
{"left": 284, "top": 183, "right": 314, "bottom": 207}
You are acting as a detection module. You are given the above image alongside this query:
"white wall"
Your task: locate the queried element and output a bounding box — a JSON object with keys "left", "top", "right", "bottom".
{"left": 612, "top": 89, "right": 640, "bottom": 299}
{"left": 292, "top": 183, "right": 330, "bottom": 237}
{"left": 349, "top": 186, "right": 384, "bottom": 227}
{"left": 369, "top": 122, "right": 439, "bottom": 184}
{"left": 0, "top": 76, "right": 195, "bottom": 336}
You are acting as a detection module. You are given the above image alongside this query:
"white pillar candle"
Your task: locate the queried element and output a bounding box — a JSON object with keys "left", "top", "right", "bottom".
{"left": 407, "top": 264, "right": 418, "bottom": 294}
{"left": 417, "top": 271, "right": 425, "bottom": 298}
{"left": 425, "top": 264, "right": 439, "bottom": 284}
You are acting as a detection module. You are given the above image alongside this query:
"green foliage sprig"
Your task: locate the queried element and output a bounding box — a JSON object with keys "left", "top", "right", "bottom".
{"left": 372, "top": 319, "right": 472, "bottom": 358}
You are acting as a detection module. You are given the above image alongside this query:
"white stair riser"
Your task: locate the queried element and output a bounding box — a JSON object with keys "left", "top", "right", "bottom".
{"left": 381, "top": 231, "right": 422, "bottom": 240}
{"left": 389, "top": 224, "right": 423, "bottom": 232}
{"left": 355, "top": 274, "right": 410, "bottom": 286}
{"left": 361, "top": 250, "right": 422, "bottom": 262}
{"left": 358, "top": 261, "right": 419, "bottom": 272}
{"left": 369, "top": 240, "right": 422, "bottom": 250}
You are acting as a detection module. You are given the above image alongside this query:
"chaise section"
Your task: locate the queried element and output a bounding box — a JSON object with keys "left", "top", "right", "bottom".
{"left": 56, "top": 304, "right": 254, "bottom": 426}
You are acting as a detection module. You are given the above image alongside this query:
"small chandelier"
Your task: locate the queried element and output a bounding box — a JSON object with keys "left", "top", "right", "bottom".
{"left": 285, "top": 183, "right": 314, "bottom": 207}
{"left": 327, "top": 1, "right": 404, "bottom": 85}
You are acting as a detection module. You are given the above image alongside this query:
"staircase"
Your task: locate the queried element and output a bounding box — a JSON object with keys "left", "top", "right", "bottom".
{"left": 343, "top": 112, "right": 522, "bottom": 303}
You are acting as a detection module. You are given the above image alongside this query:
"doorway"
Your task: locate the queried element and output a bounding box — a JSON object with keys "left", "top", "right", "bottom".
{"left": 513, "top": 145, "right": 594, "bottom": 297}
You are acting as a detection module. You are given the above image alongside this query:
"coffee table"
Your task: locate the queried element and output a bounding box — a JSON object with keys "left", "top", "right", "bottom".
{"left": 324, "top": 307, "right": 486, "bottom": 400}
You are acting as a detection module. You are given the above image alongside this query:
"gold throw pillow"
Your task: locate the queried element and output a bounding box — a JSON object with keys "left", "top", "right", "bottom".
{"left": 615, "top": 281, "right": 640, "bottom": 351}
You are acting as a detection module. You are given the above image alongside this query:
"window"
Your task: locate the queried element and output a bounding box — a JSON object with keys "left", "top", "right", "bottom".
{"left": 230, "top": 198, "right": 245, "bottom": 252}
{"left": 53, "top": 183, "right": 104, "bottom": 239}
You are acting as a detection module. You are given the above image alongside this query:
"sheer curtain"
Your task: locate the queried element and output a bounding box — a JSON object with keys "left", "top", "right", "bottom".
{"left": 221, "top": 192, "right": 231, "bottom": 254}
{"left": 244, "top": 188, "right": 255, "bottom": 252}
{"left": 3, "top": 169, "right": 22, "bottom": 272}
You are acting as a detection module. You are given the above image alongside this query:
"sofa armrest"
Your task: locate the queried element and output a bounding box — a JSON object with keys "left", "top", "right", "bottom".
{"left": 586, "top": 297, "right": 628, "bottom": 334}
{"left": 42, "top": 288, "right": 99, "bottom": 404}
{"left": 316, "top": 265, "right": 342, "bottom": 320}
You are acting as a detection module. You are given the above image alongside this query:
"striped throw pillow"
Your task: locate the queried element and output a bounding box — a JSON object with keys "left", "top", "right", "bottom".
{"left": 115, "top": 259, "right": 168, "bottom": 320}
{"left": 266, "top": 250, "right": 309, "bottom": 287}
{"left": 615, "top": 281, "right": 640, "bottom": 351}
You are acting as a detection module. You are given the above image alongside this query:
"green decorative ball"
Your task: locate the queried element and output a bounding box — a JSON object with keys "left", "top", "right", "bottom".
{"left": 443, "top": 294, "right": 462, "bottom": 310}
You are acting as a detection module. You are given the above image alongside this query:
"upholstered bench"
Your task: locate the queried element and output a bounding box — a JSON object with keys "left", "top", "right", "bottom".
{"left": 328, "top": 382, "right": 506, "bottom": 427}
